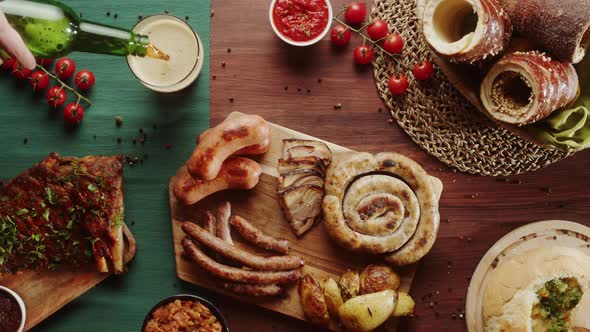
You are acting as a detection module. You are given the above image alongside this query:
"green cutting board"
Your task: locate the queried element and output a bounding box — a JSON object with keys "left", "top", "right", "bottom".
{"left": 0, "top": 1, "right": 210, "bottom": 331}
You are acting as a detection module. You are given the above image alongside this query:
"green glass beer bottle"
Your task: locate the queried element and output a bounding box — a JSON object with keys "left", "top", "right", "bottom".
{"left": 0, "top": 0, "right": 168, "bottom": 60}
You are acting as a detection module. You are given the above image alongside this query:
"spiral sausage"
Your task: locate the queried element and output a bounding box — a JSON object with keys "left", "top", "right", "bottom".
{"left": 323, "top": 152, "right": 442, "bottom": 265}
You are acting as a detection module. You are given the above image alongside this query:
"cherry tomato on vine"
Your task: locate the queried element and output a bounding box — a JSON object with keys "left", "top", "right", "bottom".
{"left": 344, "top": 2, "right": 366, "bottom": 25}
{"left": 382, "top": 33, "right": 404, "bottom": 54}
{"left": 1, "top": 58, "right": 16, "bottom": 71}
{"left": 63, "top": 103, "right": 84, "bottom": 125}
{"left": 74, "top": 70, "right": 96, "bottom": 91}
{"left": 37, "top": 58, "right": 54, "bottom": 66}
{"left": 388, "top": 74, "right": 408, "bottom": 95}
{"left": 46, "top": 86, "right": 67, "bottom": 108}
{"left": 413, "top": 60, "right": 434, "bottom": 81}
{"left": 353, "top": 45, "right": 374, "bottom": 65}
{"left": 55, "top": 58, "right": 76, "bottom": 80}
{"left": 330, "top": 25, "right": 351, "bottom": 47}
{"left": 367, "top": 19, "right": 389, "bottom": 41}
{"left": 29, "top": 71, "right": 50, "bottom": 92}
{"left": 11, "top": 62, "right": 32, "bottom": 80}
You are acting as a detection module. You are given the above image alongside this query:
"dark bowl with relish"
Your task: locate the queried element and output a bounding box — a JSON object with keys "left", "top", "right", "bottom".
{"left": 0, "top": 286, "right": 25, "bottom": 332}
{"left": 142, "top": 294, "right": 229, "bottom": 332}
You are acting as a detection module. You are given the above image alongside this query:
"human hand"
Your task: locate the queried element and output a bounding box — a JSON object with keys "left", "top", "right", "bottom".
{"left": 0, "top": 10, "right": 35, "bottom": 69}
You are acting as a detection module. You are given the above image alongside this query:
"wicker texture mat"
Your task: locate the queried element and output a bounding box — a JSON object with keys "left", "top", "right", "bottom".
{"left": 370, "top": 0, "right": 570, "bottom": 176}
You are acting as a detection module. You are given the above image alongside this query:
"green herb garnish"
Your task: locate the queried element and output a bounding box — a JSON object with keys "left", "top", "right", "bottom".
{"left": 16, "top": 208, "right": 29, "bottom": 215}
{"left": 0, "top": 216, "right": 17, "bottom": 265}
{"left": 533, "top": 278, "right": 583, "bottom": 332}
{"left": 45, "top": 187, "right": 55, "bottom": 205}
{"left": 42, "top": 208, "right": 50, "bottom": 221}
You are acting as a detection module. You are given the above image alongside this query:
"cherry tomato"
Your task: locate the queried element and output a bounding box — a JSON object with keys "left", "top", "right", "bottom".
{"left": 55, "top": 58, "right": 76, "bottom": 80}
{"left": 382, "top": 33, "right": 404, "bottom": 54}
{"left": 345, "top": 2, "right": 366, "bottom": 25}
{"left": 353, "top": 45, "right": 374, "bottom": 65}
{"left": 1, "top": 58, "right": 16, "bottom": 71}
{"left": 330, "top": 25, "right": 351, "bottom": 47}
{"left": 63, "top": 103, "right": 84, "bottom": 125}
{"left": 29, "top": 71, "right": 50, "bottom": 92}
{"left": 11, "top": 62, "right": 32, "bottom": 80}
{"left": 74, "top": 70, "right": 96, "bottom": 91}
{"left": 388, "top": 74, "right": 408, "bottom": 95}
{"left": 46, "top": 86, "right": 67, "bottom": 108}
{"left": 367, "top": 19, "right": 389, "bottom": 41}
{"left": 413, "top": 60, "right": 434, "bottom": 81}
{"left": 37, "top": 58, "right": 54, "bottom": 67}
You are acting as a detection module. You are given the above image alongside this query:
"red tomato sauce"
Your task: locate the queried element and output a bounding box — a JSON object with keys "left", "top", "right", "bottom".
{"left": 272, "top": 0, "right": 329, "bottom": 42}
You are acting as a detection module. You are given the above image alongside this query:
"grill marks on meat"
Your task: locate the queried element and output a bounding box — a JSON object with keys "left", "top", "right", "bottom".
{"left": 0, "top": 153, "right": 125, "bottom": 274}
{"left": 181, "top": 204, "right": 303, "bottom": 296}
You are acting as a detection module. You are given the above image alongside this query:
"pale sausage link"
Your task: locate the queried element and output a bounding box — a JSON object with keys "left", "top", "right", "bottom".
{"left": 230, "top": 215, "right": 290, "bottom": 254}
{"left": 182, "top": 238, "right": 301, "bottom": 285}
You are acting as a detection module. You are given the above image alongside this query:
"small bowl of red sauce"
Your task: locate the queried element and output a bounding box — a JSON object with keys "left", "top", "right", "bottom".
{"left": 0, "top": 286, "right": 26, "bottom": 332}
{"left": 270, "top": 0, "right": 333, "bottom": 46}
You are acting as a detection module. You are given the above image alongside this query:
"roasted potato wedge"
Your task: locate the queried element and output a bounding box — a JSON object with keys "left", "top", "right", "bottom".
{"left": 320, "top": 278, "right": 344, "bottom": 317}
{"left": 299, "top": 274, "right": 330, "bottom": 326}
{"left": 338, "top": 289, "right": 396, "bottom": 332}
{"left": 393, "top": 292, "right": 415, "bottom": 317}
{"left": 339, "top": 270, "right": 360, "bottom": 301}
{"left": 359, "top": 264, "right": 401, "bottom": 294}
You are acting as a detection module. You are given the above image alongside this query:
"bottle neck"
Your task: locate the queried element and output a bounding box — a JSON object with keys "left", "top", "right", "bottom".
{"left": 74, "top": 20, "right": 149, "bottom": 57}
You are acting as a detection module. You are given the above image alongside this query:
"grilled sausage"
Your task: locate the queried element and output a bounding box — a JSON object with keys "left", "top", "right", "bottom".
{"left": 187, "top": 114, "right": 270, "bottom": 180}
{"left": 182, "top": 223, "right": 304, "bottom": 271}
{"left": 230, "top": 215, "right": 290, "bottom": 254}
{"left": 181, "top": 238, "right": 301, "bottom": 285}
{"left": 222, "top": 283, "right": 284, "bottom": 297}
{"left": 216, "top": 202, "right": 233, "bottom": 245}
{"left": 173, "top": 157, "right": 262, "bottom": 205}
{"left": 204, "top": 210, "right": 216, "bottom": 235}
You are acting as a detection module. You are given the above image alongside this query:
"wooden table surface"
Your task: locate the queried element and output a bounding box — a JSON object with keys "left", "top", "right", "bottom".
{"left": 209, "top": 0, "right": 590, "bottom": 330}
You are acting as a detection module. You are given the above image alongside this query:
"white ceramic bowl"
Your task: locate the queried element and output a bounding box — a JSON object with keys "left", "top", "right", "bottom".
{"left": 269, "top": 0, "right": 333, "bottom": 46}
{"left": 0, "top": 286, "right": 26, "bottom": 332}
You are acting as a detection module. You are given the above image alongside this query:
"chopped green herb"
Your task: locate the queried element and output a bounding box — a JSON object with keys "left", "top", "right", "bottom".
{"left": 1, "top": 196, "right": 9, "bottom": 202}
{"left": 16, "top": 208, "right": 29, "bottom": 215}
{"left": 95, "top": 177, "right": 106, "bottom": 189}
{"left": 534, "top": 278, "right": 583, "bottom": 332}
{"left": 66, "top": 219, "right": 74, "bottom": 229}
{"left": 45, "top": 187, "right": 55, "bottom": 205}
{"left": 0, "top": 216, "right": 17, "bottom": 265}
{"left": 87, "top": 184, "right": 98, "bottom": 192}
{"left": 42, "top": 208, "right": 50, "bottom": 221}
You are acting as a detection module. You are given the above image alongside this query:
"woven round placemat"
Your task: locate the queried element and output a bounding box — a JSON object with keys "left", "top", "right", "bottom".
{"left": 370, "top": 0, "right": 570, "bottom": 176}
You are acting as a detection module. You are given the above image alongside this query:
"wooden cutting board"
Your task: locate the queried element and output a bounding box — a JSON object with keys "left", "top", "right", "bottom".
{"left": 169, "top": 112, "right": 418, "bottom": 331}
{"left": 0, "top": 225, "right": 136, "bottom": 331}
{"left": 465, "top": 220, "right": 590, "bottom": 332}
